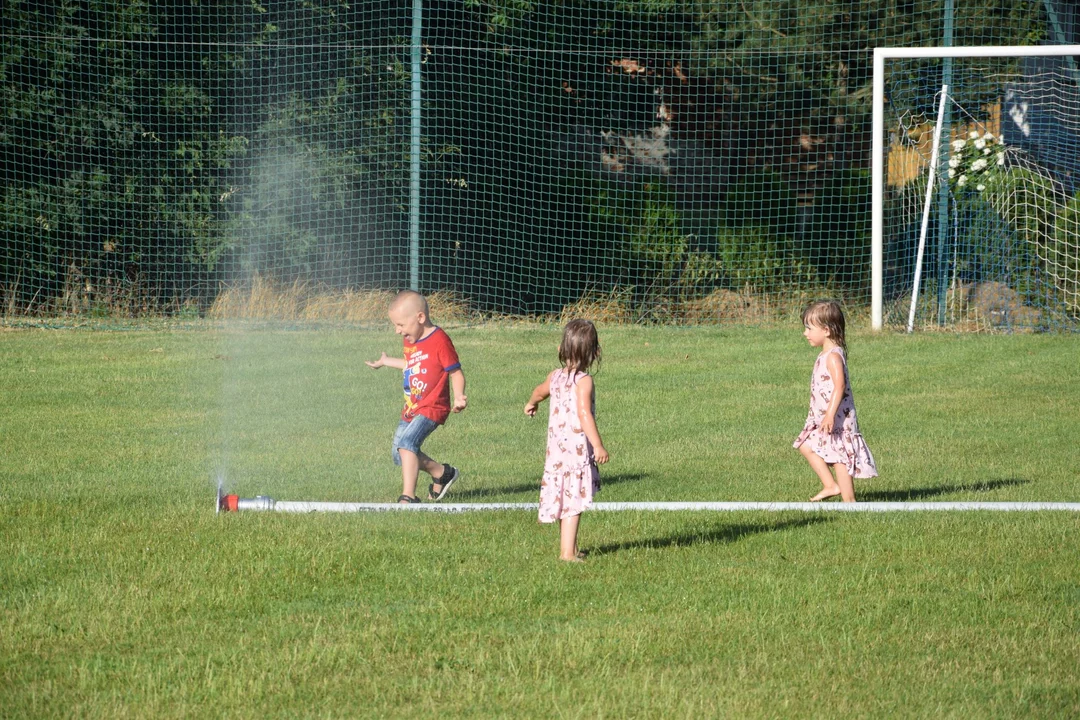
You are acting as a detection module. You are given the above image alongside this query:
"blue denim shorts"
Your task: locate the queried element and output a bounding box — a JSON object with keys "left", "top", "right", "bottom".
{"left": 391, "top": 415, "right": 439, "bottom": 466}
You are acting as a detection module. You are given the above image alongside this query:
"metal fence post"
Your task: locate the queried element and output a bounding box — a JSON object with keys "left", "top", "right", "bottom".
{"left": 409, "top": 0, "right": 422, "bottom": 291}
{"left": 936, "top": 0, "right": 954, "bottom": 326}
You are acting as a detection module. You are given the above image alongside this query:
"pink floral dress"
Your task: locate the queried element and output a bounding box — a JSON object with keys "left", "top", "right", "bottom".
{"left": 793, "top": 347, "right": 878, "bottom": 478}
{"left": 539, "top": 368, "right": 600, "bottom": 523}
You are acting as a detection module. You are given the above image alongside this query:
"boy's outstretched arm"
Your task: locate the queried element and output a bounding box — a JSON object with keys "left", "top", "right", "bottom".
{"left": 524, "top": 372, "right": 554, "bottom": 416}
{"left": 450, "top": 368, "right": 467, "bottom": 412}
{"left": 366, "top": 351, "right": 406, "bottom": 370}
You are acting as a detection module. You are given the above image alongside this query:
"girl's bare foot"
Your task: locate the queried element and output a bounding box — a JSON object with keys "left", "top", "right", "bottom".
{"left": 810, "top": 488, "right": 842, "bottom": 502}
{"left": 560, "top": 554, "right": 585, "bottom": 563}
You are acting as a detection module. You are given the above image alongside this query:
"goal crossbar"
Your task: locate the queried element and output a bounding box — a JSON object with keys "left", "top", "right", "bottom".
{"left": 871, "top": 44, "right": 1080, "bottom": 329}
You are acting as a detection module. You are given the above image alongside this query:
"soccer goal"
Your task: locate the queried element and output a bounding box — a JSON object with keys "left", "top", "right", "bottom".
{"left": 872, "top": 46, "right": 1080, "bottom": 332}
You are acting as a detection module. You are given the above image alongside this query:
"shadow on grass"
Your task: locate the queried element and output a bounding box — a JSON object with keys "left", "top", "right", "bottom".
{"left": 452, "top": 472, "right": 646, "bottom": 501}
{"left": 859, "top": 477, "right": 1030, "bottom": 502}
{"left": 589, "top": 515, "right": 831, "bottom": 557}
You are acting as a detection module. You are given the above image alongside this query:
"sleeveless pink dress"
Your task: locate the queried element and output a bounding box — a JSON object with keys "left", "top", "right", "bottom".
{"left": 539, "top": 368, "right": 600, "bottom": 523}
{"left": 793, "top": 347, "right": 878, "bottom": 478}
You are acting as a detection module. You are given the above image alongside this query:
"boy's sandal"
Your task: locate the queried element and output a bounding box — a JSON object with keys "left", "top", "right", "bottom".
{"left": 397, "top": 494, "right": 421, "bottom": 504}
{"left": 428, "top": 466, "right": 459, "bottom": 502}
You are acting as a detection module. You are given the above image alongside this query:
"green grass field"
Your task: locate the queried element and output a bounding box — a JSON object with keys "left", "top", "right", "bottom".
{"left": 2, "top": 325, "right": 1079, "bottom": 717}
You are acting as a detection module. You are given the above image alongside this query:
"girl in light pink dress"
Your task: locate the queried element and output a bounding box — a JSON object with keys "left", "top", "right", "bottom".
{"left": 524, "top": 319, "right": 609, "bottom": 562}
{"left": 793, "top": 300, "right": 877, "bottom": 502}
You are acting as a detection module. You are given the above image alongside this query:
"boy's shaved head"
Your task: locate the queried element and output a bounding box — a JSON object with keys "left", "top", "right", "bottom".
{"left": 388, "top": 290, "right": 434, "bottom": 343}
{"left": 391, "top": 290, "right": 429, "bottom": 317}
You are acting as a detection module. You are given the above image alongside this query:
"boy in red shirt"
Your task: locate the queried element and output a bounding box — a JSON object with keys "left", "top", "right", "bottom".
{"left": 366, "top": 291, "right": 467, "bottom": 503}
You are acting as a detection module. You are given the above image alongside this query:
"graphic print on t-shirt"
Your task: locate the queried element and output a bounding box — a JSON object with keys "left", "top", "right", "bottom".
{"left": 402, "top": 348, "right": 428, "bottom": 413}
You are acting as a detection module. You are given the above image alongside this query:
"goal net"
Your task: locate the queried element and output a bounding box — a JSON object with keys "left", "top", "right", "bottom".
{"left": 873, "top": 46, "right": 1080, "bottom": 332}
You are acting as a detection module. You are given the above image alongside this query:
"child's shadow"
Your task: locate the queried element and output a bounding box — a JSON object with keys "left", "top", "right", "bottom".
{"left": 859, "top": 477, "right": 1030, "bottom": 502}
{"left": 589, "top": 516, "right": 831, "bottom": 557}
{"left": 452, "top": 472, "right": 646, "bottom": 501}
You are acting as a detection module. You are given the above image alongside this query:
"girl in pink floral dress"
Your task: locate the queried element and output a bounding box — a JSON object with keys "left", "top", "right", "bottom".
{"left": 524, "top": 319, "right": 609, "bottom": 561}
{"left": 793, "top": 300, "right": 877, "bottom": 502}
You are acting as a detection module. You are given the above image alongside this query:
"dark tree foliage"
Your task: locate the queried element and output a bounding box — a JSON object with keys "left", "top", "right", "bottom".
{"left": 0, "top": 0, "right": 412, "bottom": 311}
{"left": 2, "top": 1, "right": 240, "bottom": 310}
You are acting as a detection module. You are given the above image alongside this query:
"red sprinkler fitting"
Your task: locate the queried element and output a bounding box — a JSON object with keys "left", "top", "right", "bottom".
{"left": 216, "top": 490, "right": 274, "bottom": 512}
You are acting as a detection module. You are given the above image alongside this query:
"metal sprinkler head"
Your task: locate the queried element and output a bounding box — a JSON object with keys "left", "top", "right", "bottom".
{"left": 217, "top": 491, "right": 272, "bottom": 512}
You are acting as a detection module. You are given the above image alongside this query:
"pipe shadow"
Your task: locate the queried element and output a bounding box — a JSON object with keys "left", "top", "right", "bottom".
{"left": 452, "top": 472, "right": 647, "bottom": 500}
{"left": 858, "top": 477, "right": 1031, "bottom": 502}
{"left": 589, "top": 515, "right": 831, "bottom": 557}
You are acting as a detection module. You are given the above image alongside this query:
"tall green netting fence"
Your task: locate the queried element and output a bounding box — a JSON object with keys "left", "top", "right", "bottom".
{"left": 1, "top": 0, "right": 1077, "bottom": 328}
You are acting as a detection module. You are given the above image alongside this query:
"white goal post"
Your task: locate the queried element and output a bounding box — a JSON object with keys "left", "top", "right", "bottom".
{"left": 871, "top": 45, "right": 1080, "bottom": 330}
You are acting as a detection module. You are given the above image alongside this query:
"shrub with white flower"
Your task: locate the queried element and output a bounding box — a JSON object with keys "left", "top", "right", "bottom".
{"left": 946, "top": 130, "right": 1008, "bottom": 195}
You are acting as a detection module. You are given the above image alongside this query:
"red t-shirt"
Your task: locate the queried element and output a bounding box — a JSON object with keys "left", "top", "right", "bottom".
{"left": 401, "top": 327, "right": 461, "bottom": 424}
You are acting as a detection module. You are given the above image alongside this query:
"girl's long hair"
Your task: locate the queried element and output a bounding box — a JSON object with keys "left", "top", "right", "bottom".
{"left": 559, "top": 319, "right": 602, "bottom": 374}
{"left": 802, "top": 300, "right": 847, "bottom": 353}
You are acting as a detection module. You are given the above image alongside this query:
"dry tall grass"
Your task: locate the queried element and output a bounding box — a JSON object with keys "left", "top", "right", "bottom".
{"left": 51, "top": 267, "right": 169, "bottom": 317}
{"left": 10, "top": 268, "right": 1047, "bottom": 332}
{"left": 885, "top": 280, "right": 1046, "bottom": 333}
{"left": 551, "top": 285, "right": 860, "bottom": 327}
{"left": 557, "top": 287, "right": 636, "bottom": 325}
{"left": 679, "top": 288, "right": 772, "bottom": 324}
{"left": 207, "top": 276, "right": 473, "bottom": 324}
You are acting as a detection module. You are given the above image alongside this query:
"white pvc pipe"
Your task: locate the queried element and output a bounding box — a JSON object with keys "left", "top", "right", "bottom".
{"left": 259, "top": 500, "right": 1080, "bottom": 513}
{"left": 872, "top": 51, "right": 885, "bottom": 330}
{"left": 907, "top": 85, "right": 949, "bottom": 333}
{"left": 879, "top": 45, "right": 1080, "bottom": 59}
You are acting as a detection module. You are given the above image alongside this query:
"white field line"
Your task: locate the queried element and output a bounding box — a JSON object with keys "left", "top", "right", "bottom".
{"left": 266, "top": 501, "right": 1080, "bottom": 513}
